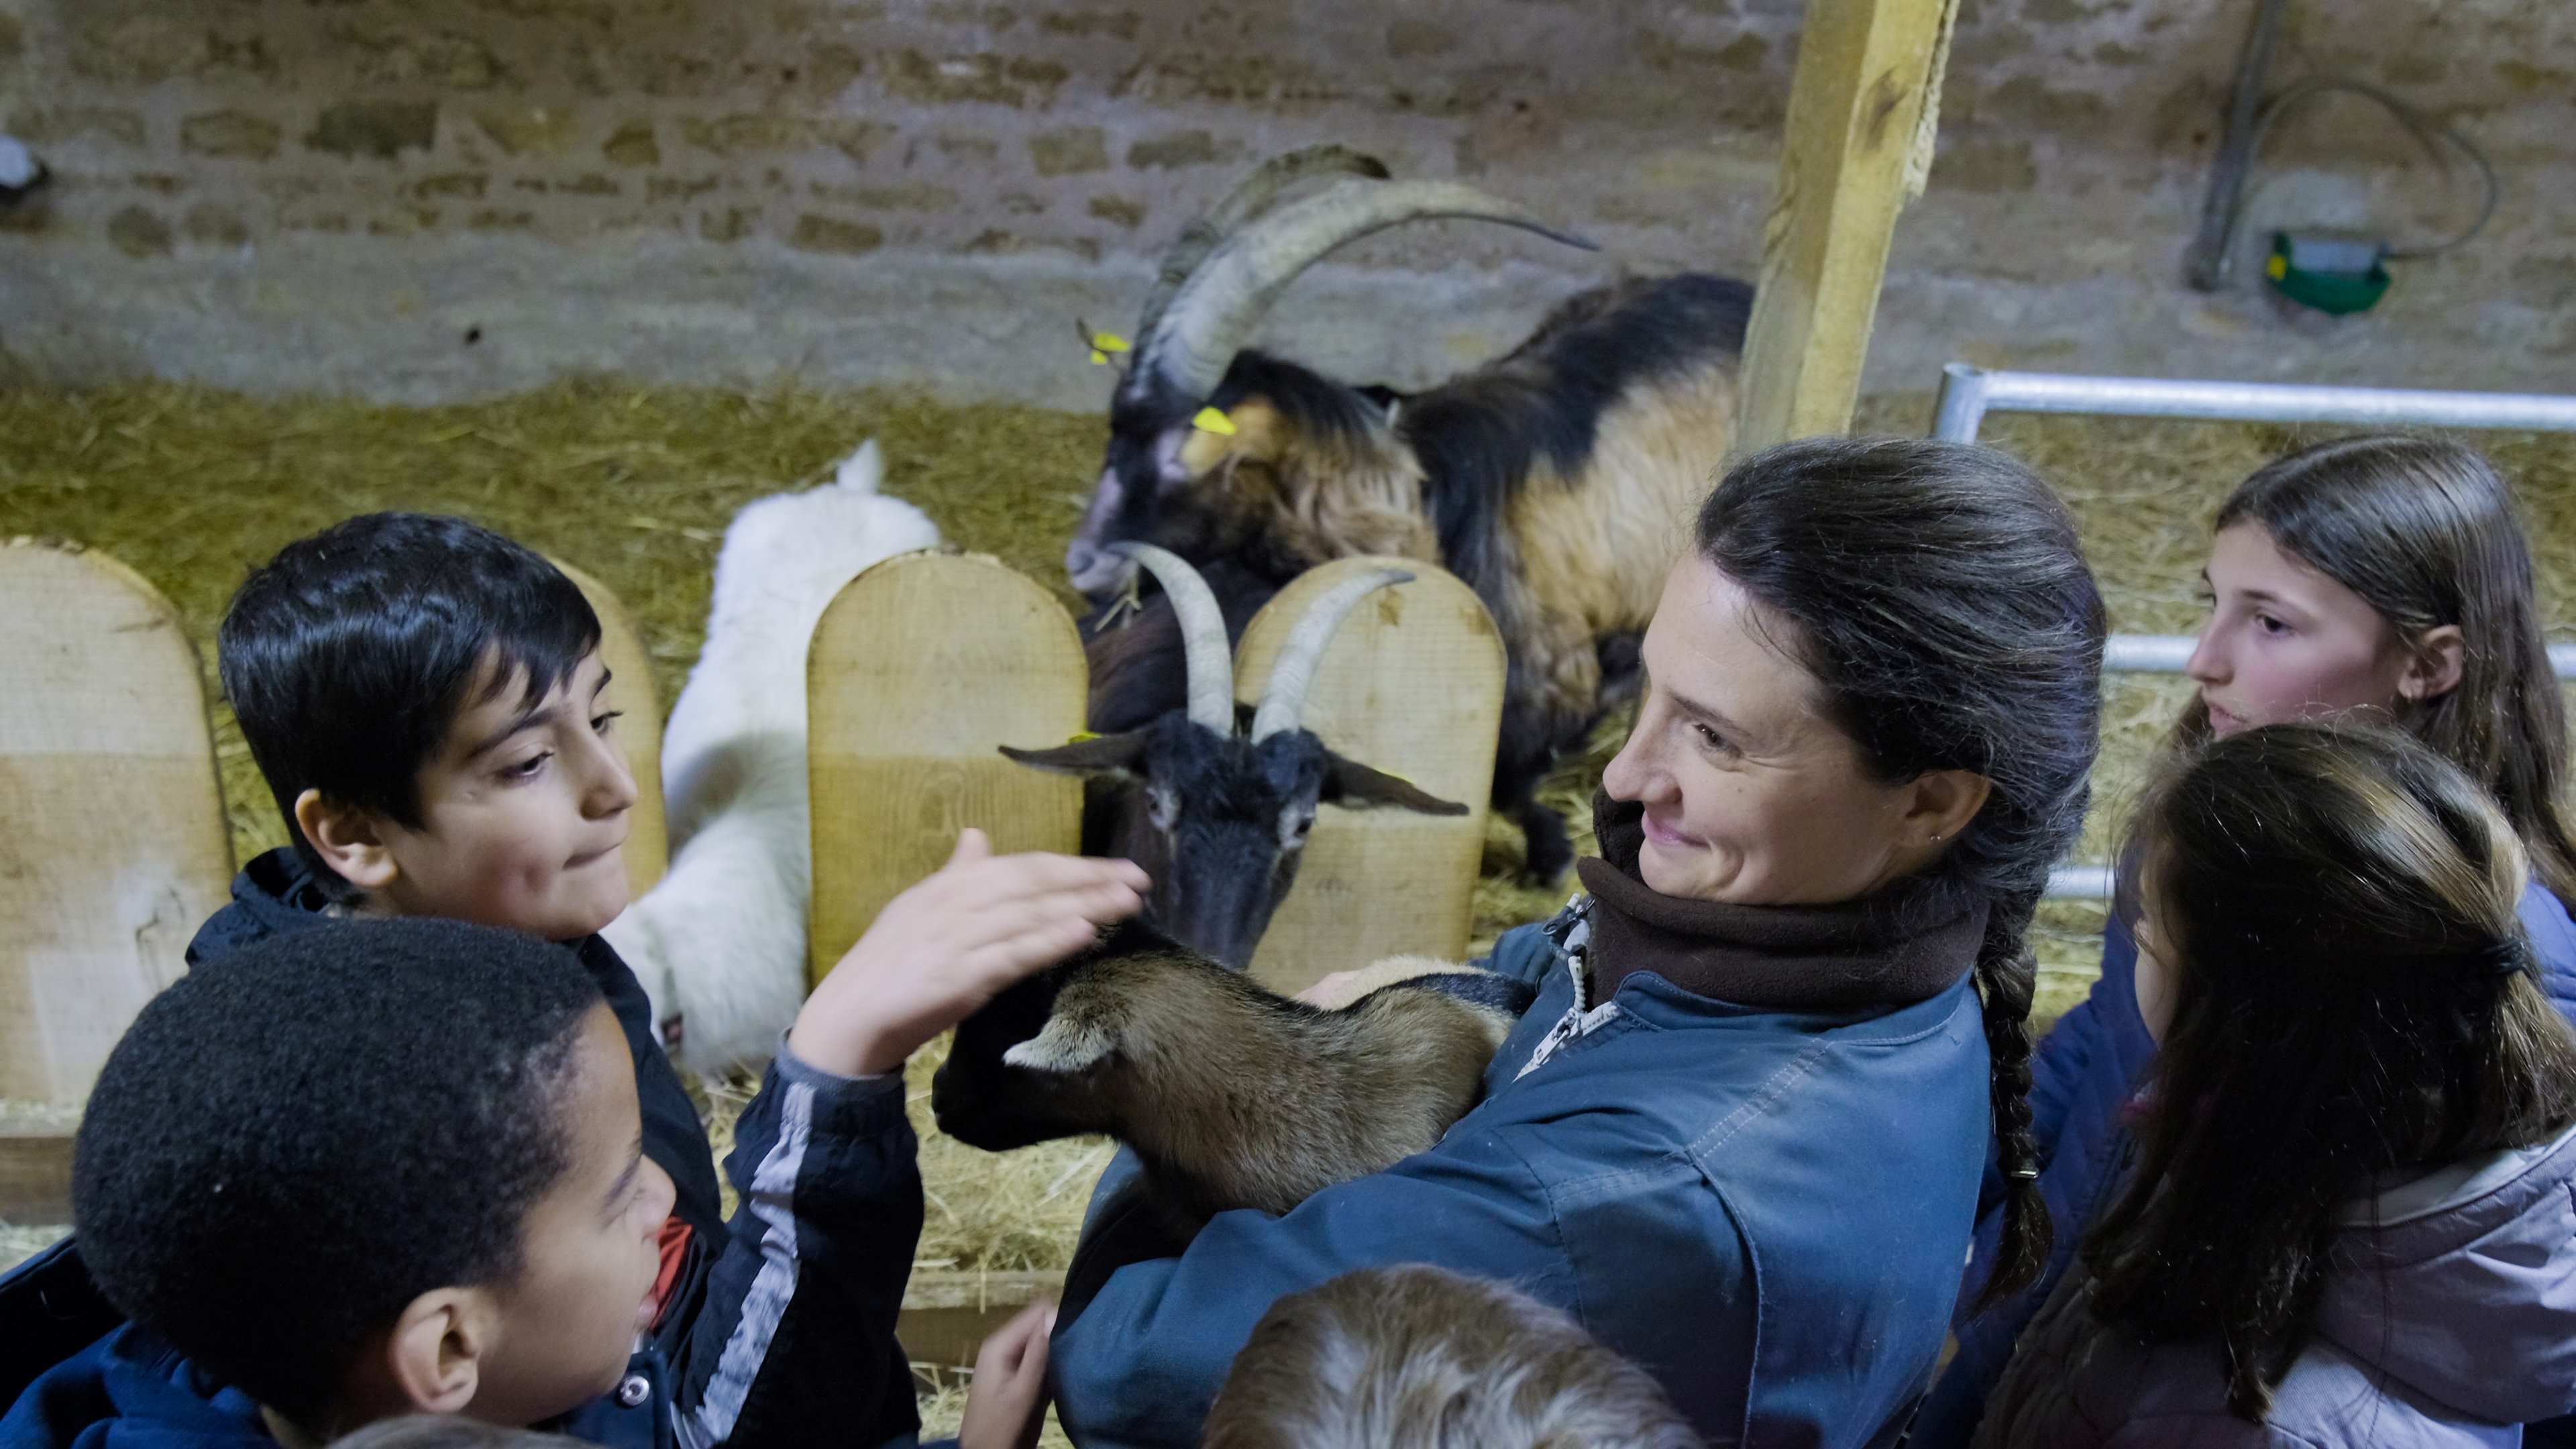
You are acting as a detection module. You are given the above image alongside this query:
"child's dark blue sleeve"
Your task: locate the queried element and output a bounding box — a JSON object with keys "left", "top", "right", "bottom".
{"left": 659, "top": 1048, "right": 924, "bottom": 1449}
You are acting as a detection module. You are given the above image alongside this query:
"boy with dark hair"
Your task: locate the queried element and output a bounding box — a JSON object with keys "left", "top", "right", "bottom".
{"left": 3, "top": 513, "right": 1140, "bottom": 1449}
{"left": 3, "top": 917, "right": 1069, "bottom": 1449}
{"left": 1, "top": 920, "right": 1061, "bottom": 1449}
{"left": 190, "top": 514, "right": 724, "bottom": 1240}
{"left": 63, "top": 921, "right": 626, "bottom": 1439}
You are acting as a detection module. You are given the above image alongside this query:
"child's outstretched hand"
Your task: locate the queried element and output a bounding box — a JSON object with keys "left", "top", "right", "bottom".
{"left": 959, "top": 1301, "right": 1055, "bottom": 1449}
{"left": 789, "top": 829, "right": 1148, "bottom": 1076}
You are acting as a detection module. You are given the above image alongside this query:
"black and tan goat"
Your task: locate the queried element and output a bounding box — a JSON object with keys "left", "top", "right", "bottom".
{"left": 1065, "top": 150, "right": 1752, "bottom": 882}
{"left": 929, "top": 920, "right": 1533, "bottom": 1224}
{"left": 1003, "top": 541, "right": 1464, "bottom": 973}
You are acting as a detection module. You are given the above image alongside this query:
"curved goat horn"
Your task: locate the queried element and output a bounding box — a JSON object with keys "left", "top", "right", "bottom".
{"left": 1250, "top": 567, "right": 1415, "bottom": 743}
{"left": 1147, "top": 179, "right": 1600, "bottom": 406}
{"left": 1111, "top": 542, "right": 1236, "bottom": 735}
{"left": 1133, "top": 146, "right": 1391, "bottom": 355}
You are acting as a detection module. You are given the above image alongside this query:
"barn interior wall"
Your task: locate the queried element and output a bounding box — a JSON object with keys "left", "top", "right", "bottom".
{"left": 0, "top": 0, "right": 2569, "bottom": 407}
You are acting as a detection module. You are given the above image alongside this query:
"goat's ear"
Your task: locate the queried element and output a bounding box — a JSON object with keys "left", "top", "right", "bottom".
{"left": 1001, "top": 729, "right": 1153, "bottom": 778}
{"left": 1002, "top": 1013, "right": 1116, "bottom": 1074}
{"left": 1319, "top": 754, "right": 1470, "bottom": 816}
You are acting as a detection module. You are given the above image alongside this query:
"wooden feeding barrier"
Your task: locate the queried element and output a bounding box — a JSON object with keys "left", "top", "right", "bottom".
{"left": 806, "top": 549, "right": 1507, "bottom": 1363}
{"left": 554, "top": 558, "right": 671, "bottom": 898}
{"left": 0, "top": 539, "right": 233, "bottom": 1222}
{"left": 805, "top": 549, "right": 1508, "bottom": 998}
{"left": 804, "top": 551, "right": 1089, "bottom": 983}
{"left": 1234, "top": 557, "right": 1507, "bottom": 997}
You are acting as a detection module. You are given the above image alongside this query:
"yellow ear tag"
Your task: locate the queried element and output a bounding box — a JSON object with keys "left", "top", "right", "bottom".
{"left": 1090, "top": 331, "right": 1131, "bottom": 354}
{"left": 1066, "top": 730, "right": 1099, "bottom": 743}
{"left": 1089, "top": 349, "right": 1111, "bottom": 365}
{"left": 1192, "top": 407, "right": 1238, "bottom": 437}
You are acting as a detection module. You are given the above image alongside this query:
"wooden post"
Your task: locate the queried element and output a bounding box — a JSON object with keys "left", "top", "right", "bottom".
{"left": 805, "top": 553, "right": 1087, "bottom": 985}
{"left": 896, "top": 1269, "right": 1066, "bottom": 1369}
{"left": 0, "top": 539, "right": 235, "bottom": 1226}
{"left": 0, "top": 1128, "right": 77, "bottom": 1222}
{"left": 0, "top": 540, "right": 232, "bottom": 1107}
{"left": 554, "top": 559, "right": 671, "bottom": 900}
{"left": 1737, "top": 0, "right": 1957, "bottom": 449}
{"left": 1232, "top": 559, "right": 1507, "bottom": 997}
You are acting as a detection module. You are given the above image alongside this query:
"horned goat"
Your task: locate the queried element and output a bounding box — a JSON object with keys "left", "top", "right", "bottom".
{"left": 1065, "top": 146, "right": 1752, "bottom": 883}
{"left": 930, "top": 919, "right": 1534, "bottom": 1224}
{"left": 605, "top": 441, "right": 943, "bottom": 1073}
{"left": 1002, "top": 542, "right": 1467, "bottom": 973}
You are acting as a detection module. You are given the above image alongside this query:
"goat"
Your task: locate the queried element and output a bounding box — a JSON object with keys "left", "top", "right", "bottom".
{"left": 1003, "top": 542, "right": 1468, "bottom": 973}
{"left": 929, "top": 918, "right": 1534, "bottom": 1224}
{"left": 605, "top": 441, "right": 943, "bottom": 1074}
{"left": 1065, "top": 148, "right": 1752, "bottom": 883}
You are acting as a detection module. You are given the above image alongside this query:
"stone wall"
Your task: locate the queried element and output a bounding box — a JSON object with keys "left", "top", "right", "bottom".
{"left": 0, "top": 0, "right": 2569, "bottom": 405}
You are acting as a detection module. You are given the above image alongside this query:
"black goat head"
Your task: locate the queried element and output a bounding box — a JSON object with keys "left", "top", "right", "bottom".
{"left": 1004, "top": 545, "right": 1465, "bottom": 971}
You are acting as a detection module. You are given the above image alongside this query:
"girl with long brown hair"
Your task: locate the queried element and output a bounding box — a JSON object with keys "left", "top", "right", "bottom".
{"left": 1975, "top": 722, "right": 2576, "bottom": 1442}
{"left": 1923, "top": 434, "right": 2576, "bottom": 1446}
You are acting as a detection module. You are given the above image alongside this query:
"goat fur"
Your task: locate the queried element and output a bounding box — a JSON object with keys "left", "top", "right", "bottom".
{"left": 1083, "top": 274, "right": 1752, "bottom": 880}
{"left": 604, "top": 441, "right": 943, "bottom": 1074}
{"left": 930, "top": 922, "right": 1533, "bottom": 1222}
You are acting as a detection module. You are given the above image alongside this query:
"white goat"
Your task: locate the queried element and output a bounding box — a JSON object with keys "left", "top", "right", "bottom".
{"left": 605, "top": 441, "right": 943, "bottom": 1074}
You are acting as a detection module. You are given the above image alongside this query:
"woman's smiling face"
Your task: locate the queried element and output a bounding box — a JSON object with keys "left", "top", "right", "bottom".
{"left": 1601, "top": 557, "right": 1972, "bottom": 904}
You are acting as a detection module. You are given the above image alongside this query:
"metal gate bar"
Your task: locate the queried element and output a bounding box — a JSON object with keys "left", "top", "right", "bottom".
{"left": 1925, "top": 364, "right": 2576, "bottom": 900}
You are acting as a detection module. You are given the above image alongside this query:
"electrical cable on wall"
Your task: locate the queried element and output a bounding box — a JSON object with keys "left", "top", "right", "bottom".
{"left": 2234, "top": 78, "right": 2500, "bottom": 260}
{"left": 2224, "top": 76, "right": 2501, "bottom": 314}
{"left": 2185, "top": 0, "right": 2504, "bottom": 314}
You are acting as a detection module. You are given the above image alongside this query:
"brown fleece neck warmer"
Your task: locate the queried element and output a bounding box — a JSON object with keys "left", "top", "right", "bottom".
{"left": 1575, "top": 791, "right": 1990, "bottom": 1011}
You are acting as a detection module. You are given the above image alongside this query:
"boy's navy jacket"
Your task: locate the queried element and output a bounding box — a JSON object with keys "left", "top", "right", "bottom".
{"left": 1911, "top": 878, "right": 2576, "bottom": 1448}
{"left": 1, "top": 1046, "right": 924, "bottom": 1449}
{"left": 1051, "top": 900, "right": 1993, "bottom": 1449}
{"left": 0, "top": 847, "right": 926, "bottom": 1449}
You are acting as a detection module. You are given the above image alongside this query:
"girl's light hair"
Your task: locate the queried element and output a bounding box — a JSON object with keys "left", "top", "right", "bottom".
{"left": 1204, "top": 1265, "right": 1703, "bottom": 1449}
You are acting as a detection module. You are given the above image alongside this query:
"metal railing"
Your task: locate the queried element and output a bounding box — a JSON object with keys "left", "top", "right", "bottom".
{"left": 1926, "top": 364, "right": 2576, "bottom": 901}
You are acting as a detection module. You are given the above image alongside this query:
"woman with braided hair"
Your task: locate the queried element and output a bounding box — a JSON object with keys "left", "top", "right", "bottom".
{"left": 1050, "top": 437, "right": 2104, "bottom": 1449}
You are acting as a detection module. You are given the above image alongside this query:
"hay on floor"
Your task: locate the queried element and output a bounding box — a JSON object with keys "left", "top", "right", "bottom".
{"left": 7, "top": 379, "right": 2574, "bottom": 1291}
{"left": 0, "top": 381, "right": 1109, "bottom": 865}
{"left": 912, "top": 1364, "right": 1075, "bottom": 1449}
